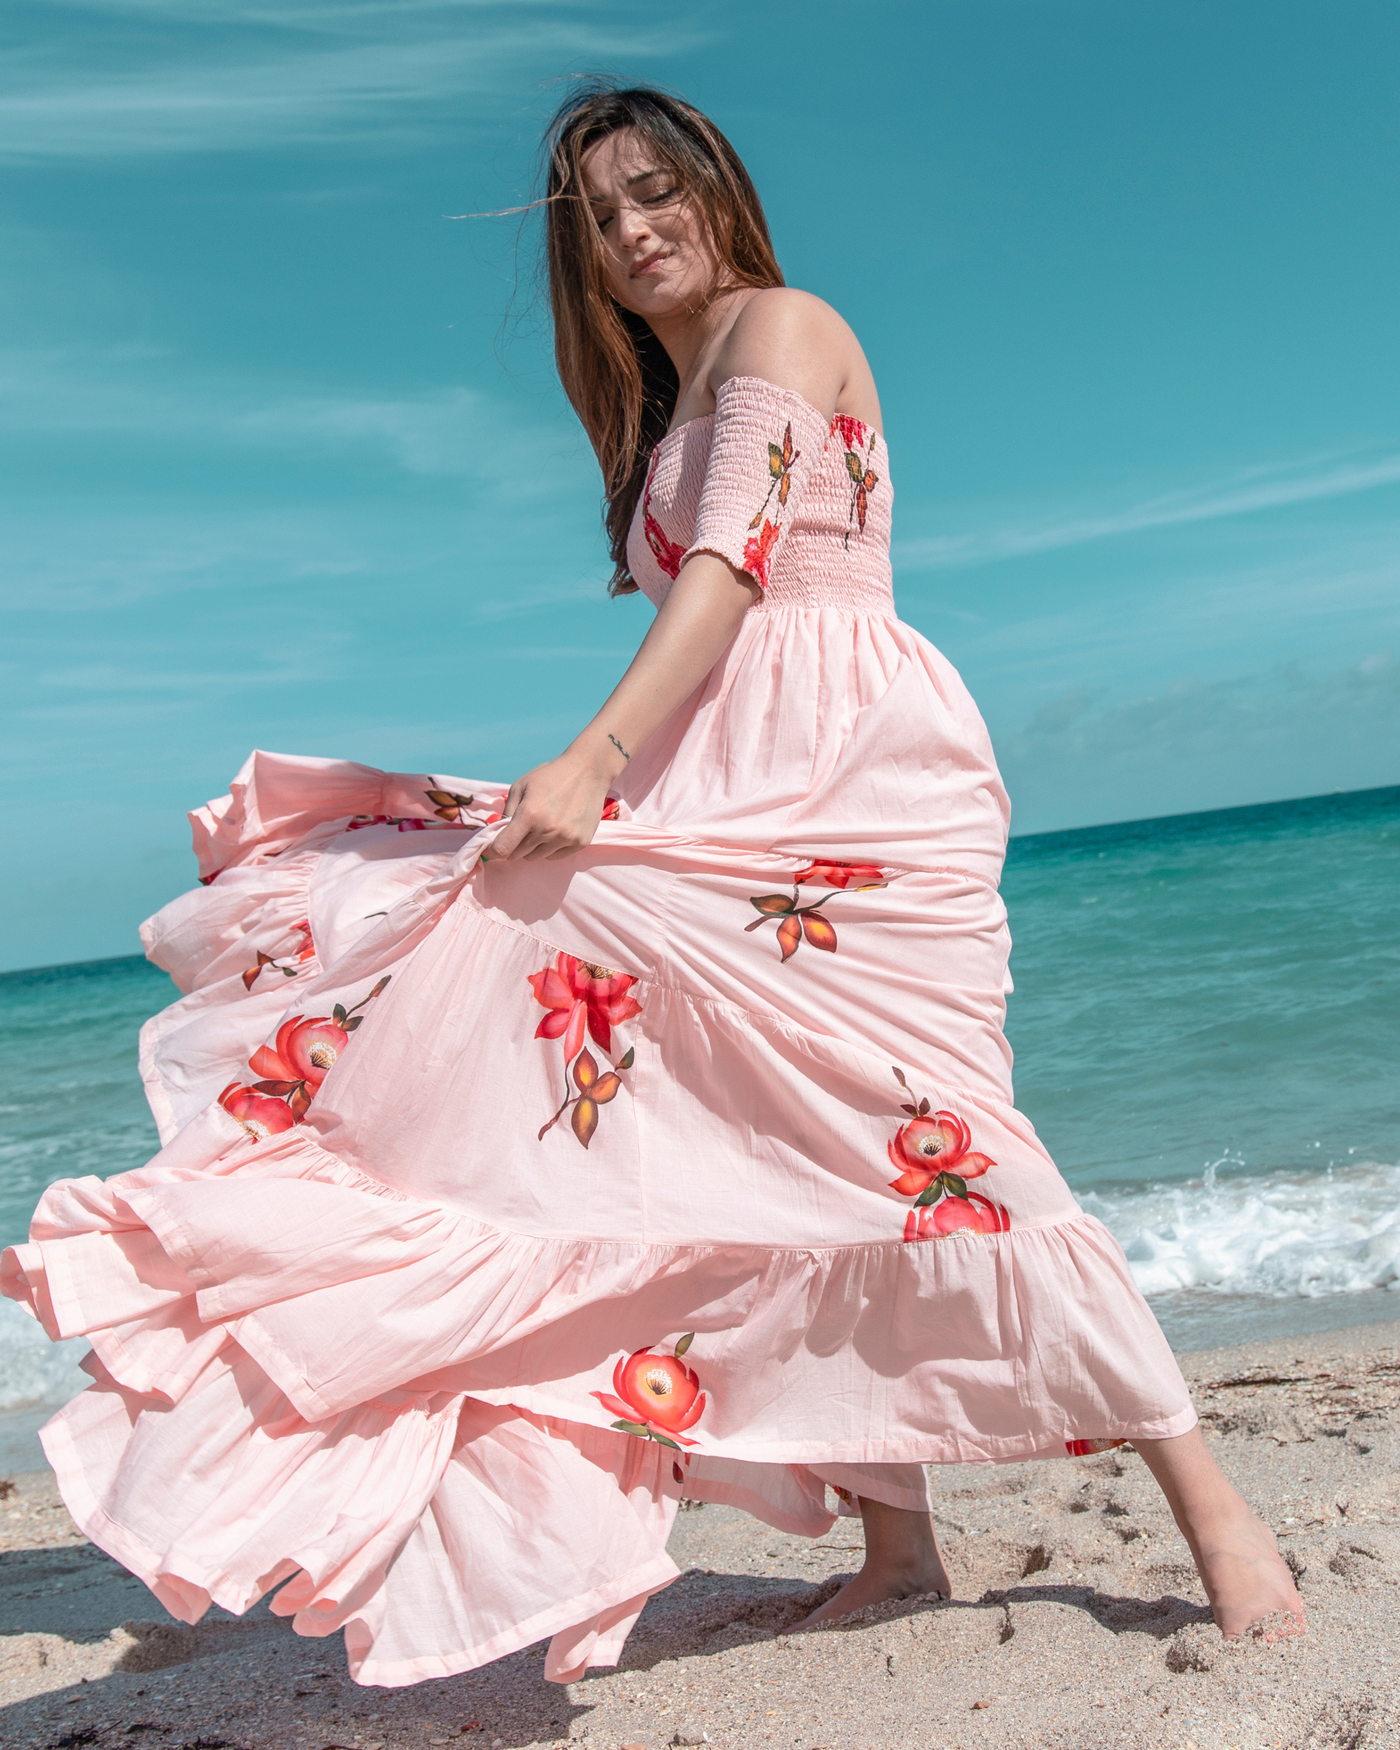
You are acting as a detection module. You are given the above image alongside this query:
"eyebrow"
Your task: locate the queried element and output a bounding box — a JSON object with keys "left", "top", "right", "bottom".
{"left": 587, "top": 167, "right": 670, "bottom": 202}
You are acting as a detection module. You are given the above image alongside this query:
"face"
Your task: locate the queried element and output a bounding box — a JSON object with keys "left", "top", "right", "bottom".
{"left": 580, "top": 127, "right": 720, "bottom": 322}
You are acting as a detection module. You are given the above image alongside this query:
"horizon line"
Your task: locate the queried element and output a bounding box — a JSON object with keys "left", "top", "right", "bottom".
{"left": 3, "top": 779, "right": 1396, "bottom": 980}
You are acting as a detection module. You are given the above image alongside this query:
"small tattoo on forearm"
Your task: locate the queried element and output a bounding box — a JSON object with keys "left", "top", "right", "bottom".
{"left": 608, "top": 734, "right": 631, "bottom": 762}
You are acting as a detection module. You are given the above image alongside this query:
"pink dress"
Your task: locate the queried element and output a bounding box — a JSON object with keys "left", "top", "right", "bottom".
{"left": 2, "top": 376, "right": 1194, "bottom": 1687}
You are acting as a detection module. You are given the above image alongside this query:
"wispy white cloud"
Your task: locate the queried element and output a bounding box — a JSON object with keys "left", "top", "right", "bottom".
{"left": 896, "top": 452, "right": 1400, "bottom": 572}
{"left": 0, "top": 345, "right": 598, "bottom": 489}
{"left": 0, "top": 1, "right": 691, "bottom": 160}
{"left": 998, "top": 650, "right": 1400, "bottom": 833}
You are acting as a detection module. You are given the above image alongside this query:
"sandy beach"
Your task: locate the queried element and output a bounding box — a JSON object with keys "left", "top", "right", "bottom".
{"left": 2, "top": 1318, "right": 1396, "bottom": 1750}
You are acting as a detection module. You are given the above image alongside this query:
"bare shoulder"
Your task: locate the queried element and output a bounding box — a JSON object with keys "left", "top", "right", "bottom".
{"left": 710, "top": 289, "right": 864, "bottom": 419}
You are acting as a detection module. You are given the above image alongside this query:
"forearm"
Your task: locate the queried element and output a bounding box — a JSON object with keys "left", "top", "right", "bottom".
{"left": 566, "top": 553, "right": 759, "bottom": 777}
{"left": 490, "top": 554, "right": 757, "bottom": 860}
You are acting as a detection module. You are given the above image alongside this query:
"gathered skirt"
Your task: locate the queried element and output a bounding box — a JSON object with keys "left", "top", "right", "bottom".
{"left": 2, "top": 742, "right": 1194, "bottom": 1686}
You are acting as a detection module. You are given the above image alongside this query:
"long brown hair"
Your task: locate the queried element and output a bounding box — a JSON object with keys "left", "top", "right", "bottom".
{"left": 542, "top": 82, "right": 784, "bottom": 594}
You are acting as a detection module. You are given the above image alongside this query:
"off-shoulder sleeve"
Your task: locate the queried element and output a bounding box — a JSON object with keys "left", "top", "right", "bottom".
{"left": 681, "top": 375, "right": 831, "bottom": 588}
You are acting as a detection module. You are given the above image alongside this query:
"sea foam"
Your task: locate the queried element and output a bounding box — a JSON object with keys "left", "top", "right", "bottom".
{"left": 1084, "top": 1157, "right": 1400, "bottom": 1300}
{"left": 0, "top": 1296, "right": 89, "bottom": 1410}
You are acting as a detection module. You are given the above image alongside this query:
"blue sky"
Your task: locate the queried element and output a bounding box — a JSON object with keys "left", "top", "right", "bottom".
{"left": 3, "top": 0, "right": 1398, "bottom": 970}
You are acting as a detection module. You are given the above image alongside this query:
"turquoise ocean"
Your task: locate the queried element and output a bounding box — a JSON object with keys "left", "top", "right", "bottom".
{"left": 1, "top": 784, "right": 1397, "bottom": 1466}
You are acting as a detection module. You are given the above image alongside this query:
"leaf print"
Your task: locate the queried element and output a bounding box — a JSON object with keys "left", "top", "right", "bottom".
{"left": 424, "top": 788, "right": 475, "bottom": 822}
{"left": 743, "top": 857, "right": 887, "bottom": 961}
{"left": 800, "top": 913, "right": 837, "bottom": 952}
{"left": 842, "top": 429, "right": 880, "bottom": 548}
{"left": 240, "top": 918, "right": 316, "bottom": 991}
{"left": 218, "top": 975, "right": 391, "bottom": 1141}
{"left": 748, "top": 422, "right": 802, "bottom": 530}
{"left": 530, "top": 953, "right": 641, "bottom": 1148}
{"left": 572, "top": 1096, "right": 599, "bottom": 1147}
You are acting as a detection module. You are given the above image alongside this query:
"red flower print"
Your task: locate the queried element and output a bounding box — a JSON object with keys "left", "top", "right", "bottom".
{"left": 218, "top": 1083, "right": 298, "bottom": 1141}
{"left": 744, "top": 856, "right": 887, "bottom": 962}
{"left": 592, "top": 1333, "right": 706, "bottom": 1450}
{"left": 887, "top": 1069, "right": 1009, "bottom": 1238}
{"left": 793, "top": 859, "right": 887, "bottom": 891}
{"left": 241, "top": 918, "right": 316, "bottom": 991}
{"left": 643, "top": 453, "right": 687, "bottom": 581}
{"left": 903, "top": 1193, "right": 1010, "bottom": 1241}
{"left": 219, "top": 976, "right": 391, "bottom": 1137}
{"left": 831, "top": 413, "right": 868, "bottom": 451}
{"left": 741, "top": 517, "right": 781, "bottom": 588}
{"left": 887, "top": 1109, "right": 995, "bottom": 1199}
{"left": 249, "top": 1014, "right": 348, "bottom": 1089}
{"left": 1065, "top": 1438, "right": 1127, "bottom": 1458}
{"left": 528, "top": 953, "right": 641, "bottom": 1057}
{"left": 530, "top": 953, "right": 641, "bottom": 1148}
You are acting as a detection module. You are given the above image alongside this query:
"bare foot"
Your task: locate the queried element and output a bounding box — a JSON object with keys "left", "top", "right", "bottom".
{"left": 1133, "top": 1428, "right": 1306, "bottom": 1641}
{"left": 791, "top": 1498, "right": 950, "bottom": 1631}
{"left": 1195, "top": 1505, "right": 1306, "bottom": 1640}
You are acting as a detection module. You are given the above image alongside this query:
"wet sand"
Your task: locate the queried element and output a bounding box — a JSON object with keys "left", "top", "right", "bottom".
{"left": 3, "top": 1320, "right": 1398, "bottom": 1750}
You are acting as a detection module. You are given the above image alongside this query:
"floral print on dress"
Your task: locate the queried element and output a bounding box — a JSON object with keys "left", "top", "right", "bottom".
{"left": 744, "top": 857, "right": 887, "bottom": 961}
{"left": 643, "top": 452, "right": 687, "bottom": 581}
{"left": 241, "top": 917, "right": 316, "bottom": 991}
{"left": 842, "top": 425, "right": 880, "bottom": 550}
{"left": 218, "top": 975, "right": 391, "bottom": 1139}
{"left": 741, "top": 518, "right": 781, "bottom": 588}
{"left": 346, "top": 788, "right": 488, "bottom": 833}
{"left": 731, "top": 419, "right": 804, "bottom": 588}
{"left": 748, "top": 421, "right": 801, "bottom": 530}
{"left": 593, "top": 1332, "right": 706, "bottom": 1451}
{"left": 887, "top": 1068, "right": 1010, "bottom": 1239}
{"left": 529, "top": 953, "right": 641, "bottom": 1147}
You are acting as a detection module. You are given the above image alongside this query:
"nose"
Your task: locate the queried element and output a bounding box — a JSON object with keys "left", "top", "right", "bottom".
{"left": 613, "top": 199, "right": 653, "bottom": 251}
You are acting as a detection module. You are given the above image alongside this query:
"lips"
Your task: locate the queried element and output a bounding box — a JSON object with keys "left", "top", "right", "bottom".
{"left": 630, "top": 248, "right": 669, "bottom": 278}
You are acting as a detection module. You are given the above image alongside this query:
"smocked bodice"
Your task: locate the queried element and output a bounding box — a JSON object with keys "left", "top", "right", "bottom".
{"left": 625, "top": 376, "right": 896, "bottom": 614}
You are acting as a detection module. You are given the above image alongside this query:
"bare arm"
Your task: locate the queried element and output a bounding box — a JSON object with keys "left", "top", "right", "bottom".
{"left": 491, "top": 292, "right": 874, "bottom": 863}
{"left": 490, "top": 554, "right": 758, "bottom": 860}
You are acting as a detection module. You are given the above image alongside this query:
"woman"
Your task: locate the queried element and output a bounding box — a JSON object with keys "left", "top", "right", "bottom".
{"left": 2, "top": 83, "right": 1303, "bottom": 1685}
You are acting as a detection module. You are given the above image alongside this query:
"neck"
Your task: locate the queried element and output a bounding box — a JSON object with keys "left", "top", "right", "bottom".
{"left": 647, "top": 284, "right": 750, "bottom": 402}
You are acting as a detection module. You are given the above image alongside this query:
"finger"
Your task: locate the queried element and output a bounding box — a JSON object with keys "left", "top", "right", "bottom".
{"left": 490, "top": 814, "right": 534, "bottom": 860}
